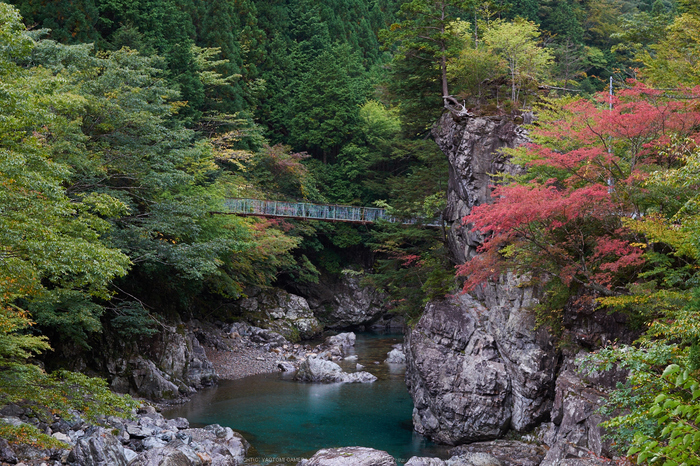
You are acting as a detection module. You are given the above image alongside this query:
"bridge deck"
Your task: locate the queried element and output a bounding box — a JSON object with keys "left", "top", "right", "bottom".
{"left": 222, "top": 199, "right": 440, "bottom": 226}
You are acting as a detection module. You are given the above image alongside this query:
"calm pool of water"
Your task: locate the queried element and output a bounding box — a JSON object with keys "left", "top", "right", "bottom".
{"left": 164, "top": 333, "right": 449, "bottom": 465}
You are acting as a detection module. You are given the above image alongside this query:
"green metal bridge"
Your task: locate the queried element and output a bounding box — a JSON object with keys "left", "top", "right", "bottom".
{"left": 222, "top": 199, "right": 441, "bottom": 227}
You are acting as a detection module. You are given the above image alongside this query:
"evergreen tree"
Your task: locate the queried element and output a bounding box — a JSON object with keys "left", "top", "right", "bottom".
{"left": 380, "top": 0, "right": 470, "bottom": 99}
{"left": 10, "top": 0, "right": 101, "bottom": 43}
{"left": 287, "top": 44, "right": 371, "bottom": 163}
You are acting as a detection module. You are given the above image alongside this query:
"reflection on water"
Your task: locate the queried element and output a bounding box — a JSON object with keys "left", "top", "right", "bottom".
{"left": 164, "top": 333, "right": 449, "bottom": 464}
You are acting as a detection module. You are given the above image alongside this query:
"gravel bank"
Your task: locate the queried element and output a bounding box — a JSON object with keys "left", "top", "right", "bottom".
{"left": 205, "top": 344, "right": 280, "bottom": 379}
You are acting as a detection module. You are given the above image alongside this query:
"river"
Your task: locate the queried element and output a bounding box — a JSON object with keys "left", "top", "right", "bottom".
{"left": 164, "top": 332, "right": 449, "bottom": 465}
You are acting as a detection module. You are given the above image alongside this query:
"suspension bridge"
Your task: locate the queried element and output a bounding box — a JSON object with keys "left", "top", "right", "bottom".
{"left": 220, "top": 199, "right": 441, "bottom": 227}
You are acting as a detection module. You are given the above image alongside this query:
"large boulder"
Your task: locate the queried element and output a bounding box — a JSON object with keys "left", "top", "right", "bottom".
{"left": 405, "top": 277, "right": 558, "bottom": 443}
{"left": 298, "top": 446, "right": 396, "bottom": 466}
{"left": 67, "top": 426, "right": 129, "bottom": 466}
{"left": 405, "top": 296, "right": 512, "bottom": 444}
{"left": 450, "top": 440, "right": 546, "bottom": 466}
{"left": 295, "top": 356, "right": 377, "bottom": 384}
{"left": 238, "top": 289, "right": 322, "bottom": 341}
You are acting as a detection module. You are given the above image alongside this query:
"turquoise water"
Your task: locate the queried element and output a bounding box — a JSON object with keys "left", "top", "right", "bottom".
{"left": 165, "top": 333, "right": 449, "bottom": 464}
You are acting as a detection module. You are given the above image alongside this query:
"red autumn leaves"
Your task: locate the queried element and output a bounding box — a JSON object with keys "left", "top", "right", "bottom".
{"left": 458, "top": 82, "right": 700, "bottom": 295}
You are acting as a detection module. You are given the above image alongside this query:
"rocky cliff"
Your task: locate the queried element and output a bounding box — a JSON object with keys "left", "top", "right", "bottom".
{"left": 405, "top": 277, "right": 557, "bottom": 444}
{"left": 404, "top": 112, "right": 636, "bottom": 463}
{"left": 434, "top": 112, "right": 529, "bottom": 263}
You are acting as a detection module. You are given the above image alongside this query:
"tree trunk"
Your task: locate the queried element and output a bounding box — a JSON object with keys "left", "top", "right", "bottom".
{"left": 440, "top": 0, "right": 449, "bottom": 98}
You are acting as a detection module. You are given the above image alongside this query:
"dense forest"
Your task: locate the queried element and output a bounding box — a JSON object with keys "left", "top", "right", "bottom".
{"left": 2, "top": 0, "right": 700, "bottom": 461}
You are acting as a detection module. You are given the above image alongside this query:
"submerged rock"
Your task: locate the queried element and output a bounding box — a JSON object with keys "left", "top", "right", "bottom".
{"left": 298, "top": 446, "right": 396, "bottom": 466}
{"left": 385, "top": 344, "right": 405, "bottom": 364}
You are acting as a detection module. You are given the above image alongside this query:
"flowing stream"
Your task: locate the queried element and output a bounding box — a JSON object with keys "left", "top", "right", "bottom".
{"left": 165, "top": 332, "right": 449, "bottom": 465}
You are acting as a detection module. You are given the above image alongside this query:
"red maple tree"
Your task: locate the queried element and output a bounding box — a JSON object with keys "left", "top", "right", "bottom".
{"left": 457, "top": 82, "right": 700, "bottom": 298}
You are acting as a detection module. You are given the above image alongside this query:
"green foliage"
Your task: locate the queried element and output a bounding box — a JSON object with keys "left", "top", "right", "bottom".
{"left": 0, "top": 9, "right": 138, "bottom": 442}
{"left": 366, "top": 138, "right": 451, "bottom": 321}
{"left": 0, "top": 6, "right": 131, "bottom": 347}
{"left": 0, "top": 365, "right": 138, "bottom": 448}
{"left": 482, "top": 18, "right": 553, "bottom": 107}
{"left": 448, "top": 23, "right": 506, "bottom": 107}
{"left": 369, "top": 222, "right": 452, "bottom": 321}
{"left": 379, "top": 0, "right": 469, "bottom": 133}
{"left": 583, "top": 129, "right": 700, "bottom": 464}
{"left": 287, "top": 44, "right": 371, "bottom": 162}
{"left": 0, "top": 422, "right": 69, "bottom": 449}
{"left": 641, "top": 13, "right": 700, "bottom": 86}
{"left": 108, "top": 302, "right": 159, "bottom": 339}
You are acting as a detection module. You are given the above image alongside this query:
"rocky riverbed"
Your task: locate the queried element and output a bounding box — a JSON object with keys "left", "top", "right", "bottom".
{"left": 0, "top": 326, "right": 391, "bottom": 465}
{"left": 204, "top": 322, "right": 376, "bottom": 383}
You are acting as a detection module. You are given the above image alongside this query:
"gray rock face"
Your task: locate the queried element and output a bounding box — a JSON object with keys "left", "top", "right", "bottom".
{"left": 405, "top": 457, "right": 447, "bottom": 466}
{"left": 0, "top": 439, "right": 17, "bottom": 465}
{"left": 450, "top": 440, "right": 547, "bottom": 466}
{"left": 447, "top": 453, "right": 504, "bottom": 466}
{"left": 406, "top": 275, "right": 558, "bottom": 442}
{"left": 67, "top": 427, "right": 128, "bottom": 466}
{"left": 238, "top": 289, "right": 322, "bottom": 341}
{"left": 405, "top": 296, "right": 511, "bottom": 444}
{"left": 432, "top": 113, "right": 529, "bottom": 264}
{"left": 295, "top": 356, "right": 377, "bottom": 384}
{"left": 129, "top": 442, "right": 202, "bottom": 466}
{"left": 538, "top": 356, "right": 625, "bottom": 466}
{"left": 291, "top": 273, "right": 389, "bottom": 329}
{"left": 312, "top": 276, "right": 388, "bottom": 328}
{"left": 406, "top": 111, "right": 635, "bottom": 461}
{"left": 477, "top": 274, "right": 558, "bottom": 432}
{"left": 298, "top": 446, "right": 397, "bottom": 466}
{"left": 105, "top": 323, "right": 217, "bottom": 401}
{"left": 115, "top": 357, "right": 180, "bottom": 400}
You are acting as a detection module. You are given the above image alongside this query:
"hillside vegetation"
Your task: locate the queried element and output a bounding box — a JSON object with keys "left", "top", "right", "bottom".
{"left": 2, "top": 0, "right": 700, "bottom": 461}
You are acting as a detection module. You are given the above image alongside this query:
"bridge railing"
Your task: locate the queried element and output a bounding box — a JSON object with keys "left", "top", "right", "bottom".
{"left": 222, "top": 199, "right": 441, "bottom": 226}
